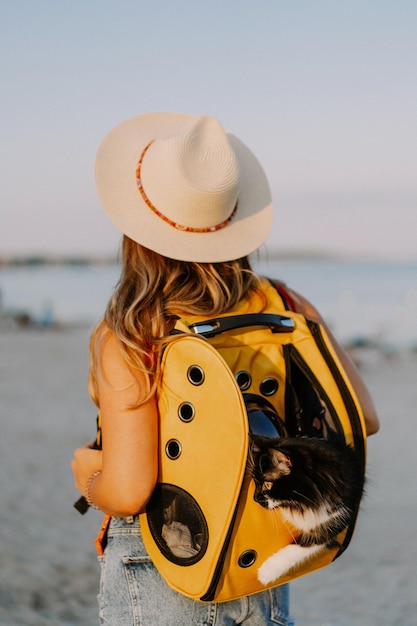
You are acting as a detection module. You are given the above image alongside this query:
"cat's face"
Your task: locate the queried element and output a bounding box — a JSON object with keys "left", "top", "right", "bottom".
{"left": 250, "top": 434, "right": 361, "bottom": 515}
{"left": 250, "top": 438, "right": 293, "bottom": 510}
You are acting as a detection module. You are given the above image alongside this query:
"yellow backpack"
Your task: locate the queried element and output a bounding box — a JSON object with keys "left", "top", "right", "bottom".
{"left": 138, "top": 278, "right": 367, "bottom": 602}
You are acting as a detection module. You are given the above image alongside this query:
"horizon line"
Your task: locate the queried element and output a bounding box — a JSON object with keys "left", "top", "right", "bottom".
{"left": 0, "top": 248, "right": 416, "bottom": 267}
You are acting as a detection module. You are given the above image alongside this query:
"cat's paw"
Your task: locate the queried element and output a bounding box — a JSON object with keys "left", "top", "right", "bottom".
{"left": 258, "top": 544, "right": 323, "bottom": 585}
{"left": 257, "top": 555, "right": 286, "bottom": 585}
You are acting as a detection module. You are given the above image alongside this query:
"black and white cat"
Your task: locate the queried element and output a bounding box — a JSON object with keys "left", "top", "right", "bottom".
{"left": 249, "top": 435, "right": 364, "bottom": 585}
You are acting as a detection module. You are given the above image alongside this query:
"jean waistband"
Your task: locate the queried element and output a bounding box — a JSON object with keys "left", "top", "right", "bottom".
{"left": 108, "top": 515, "right": 142, "bottom": 537}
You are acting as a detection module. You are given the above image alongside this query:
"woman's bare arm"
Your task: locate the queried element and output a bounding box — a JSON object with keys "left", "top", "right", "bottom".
{"left": 72, "top": 330, "right": 158, "bottom": 516}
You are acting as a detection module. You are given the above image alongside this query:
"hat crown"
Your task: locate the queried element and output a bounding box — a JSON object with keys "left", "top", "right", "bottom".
{"left": 140, "top": 116, "right": 240, "bottom": 229}
{"left": 95, "top": 111, "right": 272, "bottom": 262}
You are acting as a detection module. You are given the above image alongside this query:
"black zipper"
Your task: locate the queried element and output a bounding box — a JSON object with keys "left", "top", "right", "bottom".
{"left": 307, "top": 320, "right": 366, "bottom": 469}
{"left": 306, "top": 320, "right": 366, "bottom": 556}
{"left": 199, "top": 487, "right": 243, "bottom": 602}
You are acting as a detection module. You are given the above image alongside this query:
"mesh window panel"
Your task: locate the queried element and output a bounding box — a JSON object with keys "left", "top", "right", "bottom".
{"left": 146, "top": 484, "right": 209, "bottom": 566}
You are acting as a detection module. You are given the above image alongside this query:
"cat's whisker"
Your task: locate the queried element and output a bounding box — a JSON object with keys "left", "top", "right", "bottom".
{"left": 246, "top": 450, "right": 256, "bottom": 474}
{"left": 291, "top": 490, "right": 317, "bottom": 507}
{"left": 248, "top": 434, "right": 363, "bottom": 582}
{"left": 264, "top": 508, "right": 287, "bottom": 536}
{"left": 274, "top": 513, "right": 298, "bottom": 543}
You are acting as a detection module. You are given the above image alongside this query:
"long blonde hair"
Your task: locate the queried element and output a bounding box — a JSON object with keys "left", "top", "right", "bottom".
{"left": 89, "top": 236, "right": 260, "bottom": 405}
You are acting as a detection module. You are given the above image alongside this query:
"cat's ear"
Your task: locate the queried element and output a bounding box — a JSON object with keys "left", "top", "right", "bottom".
{"left": 270, "top": 449, "right": 292, "bottom": 477}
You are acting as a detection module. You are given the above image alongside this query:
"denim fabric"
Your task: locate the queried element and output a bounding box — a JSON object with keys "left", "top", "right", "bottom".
{"left": 98, "top": 516, "right": 295, "bottom": 626}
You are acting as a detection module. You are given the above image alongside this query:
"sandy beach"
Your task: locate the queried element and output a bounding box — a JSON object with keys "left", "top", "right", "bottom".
{"left": 0, "top": 326, "right": 416, "bottom": 625}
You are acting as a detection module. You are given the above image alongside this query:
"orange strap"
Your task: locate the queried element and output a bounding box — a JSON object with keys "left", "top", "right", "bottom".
{"left": 95, "top": 514, "right": 111, "bottom": 556}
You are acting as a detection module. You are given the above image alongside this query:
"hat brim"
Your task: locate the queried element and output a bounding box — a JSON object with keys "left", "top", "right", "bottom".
{"left": 95, "top": 112, "right": 272, "bottom": 262}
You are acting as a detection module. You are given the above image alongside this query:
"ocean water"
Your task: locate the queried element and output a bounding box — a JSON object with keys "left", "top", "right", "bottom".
{"left": 1, "top": 258, "right": 416, "bottom": 349}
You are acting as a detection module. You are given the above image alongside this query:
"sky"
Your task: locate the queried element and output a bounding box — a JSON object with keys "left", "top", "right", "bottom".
{"left": 1, "top": 0, "right": 416, "bottom": 261}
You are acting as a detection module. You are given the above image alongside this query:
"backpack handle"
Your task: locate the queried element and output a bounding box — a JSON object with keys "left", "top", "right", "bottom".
{"left": 189, "top": 313, "right": 295, "bottom": 338}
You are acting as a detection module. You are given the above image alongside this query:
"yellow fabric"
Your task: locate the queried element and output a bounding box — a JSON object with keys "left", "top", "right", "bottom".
{"left": 139, "top": 279, "right": 367, "bottom": 602}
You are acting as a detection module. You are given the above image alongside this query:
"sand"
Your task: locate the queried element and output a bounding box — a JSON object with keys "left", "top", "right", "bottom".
{"left": 0, "top": 327, "right": 416, "bottom": 625}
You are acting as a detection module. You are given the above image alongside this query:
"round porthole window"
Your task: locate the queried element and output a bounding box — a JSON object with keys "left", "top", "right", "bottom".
{"left": 146, "top": 484, "right": 209, "bottom": 566}
{"left": 244, "top": 394, "right": 287, "bottom": 438}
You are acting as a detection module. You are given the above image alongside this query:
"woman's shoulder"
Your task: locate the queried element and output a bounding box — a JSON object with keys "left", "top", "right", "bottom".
{"left": 92, "top": 321, "right": 121, "bottom": 356}
{"left": 92, "top": 322, "right": 136, "bottom": 390}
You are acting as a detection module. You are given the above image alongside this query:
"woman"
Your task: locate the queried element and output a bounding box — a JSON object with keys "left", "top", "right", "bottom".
{"left": 72, "top": 113, "right": 379, "bottom": 625}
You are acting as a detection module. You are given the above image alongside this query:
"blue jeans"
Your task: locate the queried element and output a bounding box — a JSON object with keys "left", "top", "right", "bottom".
{"left": 98, "top": 516, "right": 294, "bottom": 626}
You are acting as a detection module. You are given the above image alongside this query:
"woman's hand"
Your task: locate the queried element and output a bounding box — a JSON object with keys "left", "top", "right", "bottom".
{"left": 71, "top": 443, "right": 103, "bottom": 498}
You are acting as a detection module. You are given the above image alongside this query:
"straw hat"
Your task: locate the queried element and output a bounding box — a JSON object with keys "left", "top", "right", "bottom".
{"left": 95, "top": 112, "right": 272, "bottom": 262}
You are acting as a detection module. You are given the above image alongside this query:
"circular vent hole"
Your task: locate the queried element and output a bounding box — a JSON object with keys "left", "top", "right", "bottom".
{"left": 238, "top": 550, "right": 257, "bottom": 568}
{"left": 260, "top": 377, "right": 279, "bottom": 396}
{"left": 178, "top": 402, "right": 195, "bottom": 422}
{"left": 165, "top": 439, "right": 182, "bottom": 460}
{"left": 235, "top": 370, "right": 252, "bottom": 391}
{"left": 187, "top": 365, "right": 205, "bottom": 386}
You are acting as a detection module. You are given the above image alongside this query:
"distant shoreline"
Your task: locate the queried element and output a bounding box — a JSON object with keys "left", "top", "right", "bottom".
{"left": 0, "top": 255, "right": 119, "bottom": 268}
{"left": 1, "top": 249, "right": 415, "bottom": 267}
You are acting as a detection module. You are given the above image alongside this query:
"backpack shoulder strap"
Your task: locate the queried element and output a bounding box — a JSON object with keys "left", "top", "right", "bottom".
{"left": 266, "top": 278, "right": 297, "bottom": 312}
